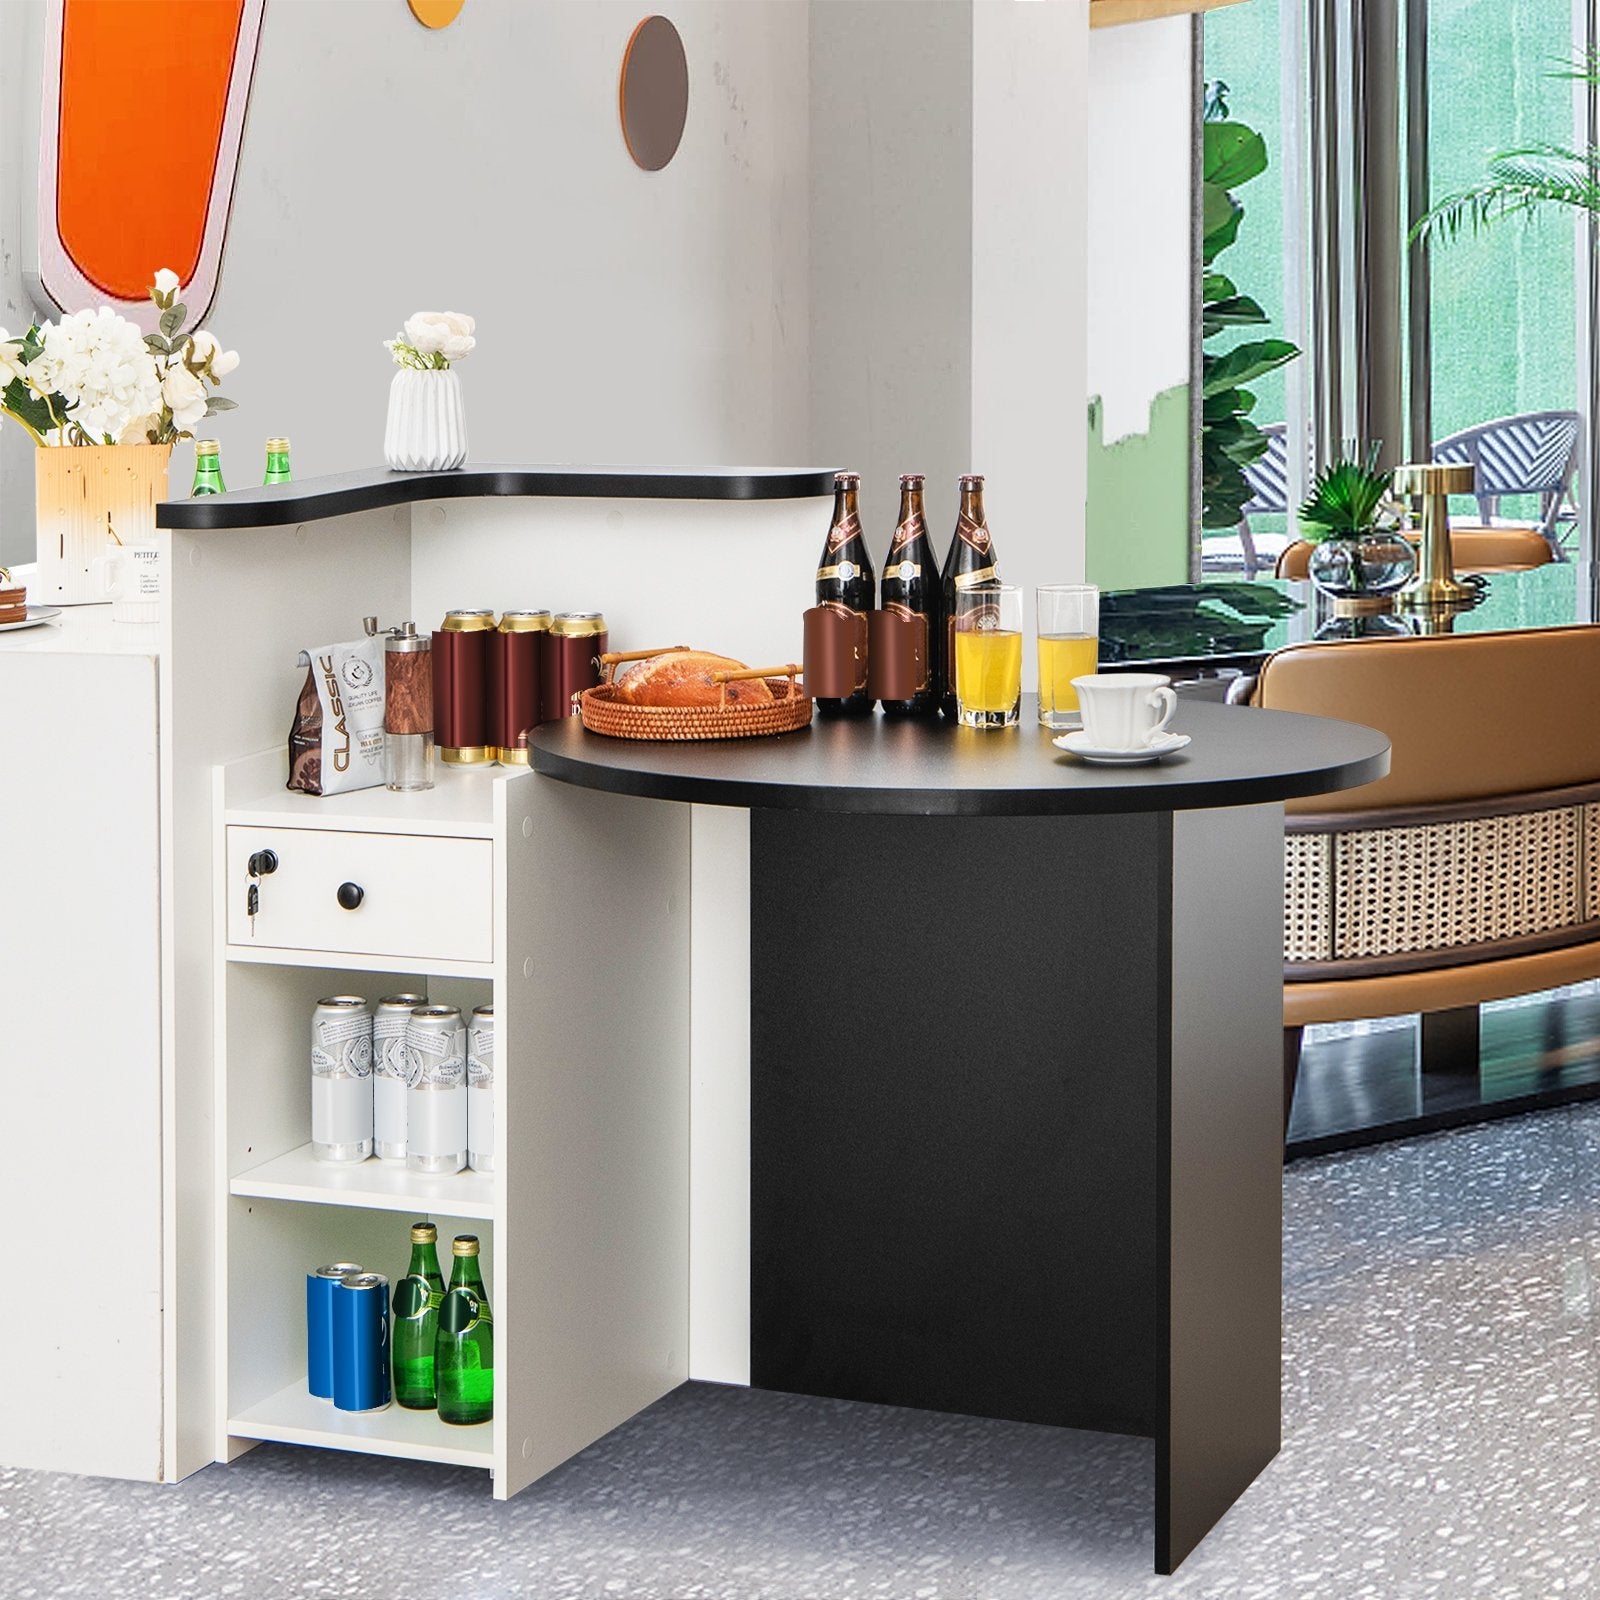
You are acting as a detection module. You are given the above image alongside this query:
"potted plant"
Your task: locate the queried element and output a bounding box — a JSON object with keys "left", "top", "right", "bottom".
{"left": 0, "top": 268, "right": 238, "bottom": 604}
{"left": 1297, "top": 446, "right": 1416, "bottom": 600}
{"left": 383, "top": 312, "right": 475, "bottom": 472}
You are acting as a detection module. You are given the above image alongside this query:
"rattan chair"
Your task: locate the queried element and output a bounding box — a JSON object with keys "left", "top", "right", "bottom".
{"left": 1249, "top": 625, "right": 1600, "bottom": 1127}
{"left": 1431, "top": 410, "right": 1581, "bottom": 556}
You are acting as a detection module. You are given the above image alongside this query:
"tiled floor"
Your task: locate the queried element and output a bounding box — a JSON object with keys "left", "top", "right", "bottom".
{"left": 7, "top": 1107, "right": 1600, "bottom": 1598}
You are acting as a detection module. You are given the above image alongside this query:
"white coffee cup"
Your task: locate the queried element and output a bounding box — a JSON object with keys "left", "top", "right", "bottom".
{"left": 92, "top": 541, "right": 162, "bottom": 624}
{"left": 1071, "top": 672, "right": 1177, "bottom": 751}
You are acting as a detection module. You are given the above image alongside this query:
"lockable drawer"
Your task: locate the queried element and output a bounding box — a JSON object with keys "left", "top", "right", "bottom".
{"left": 225, "top": 826, "right": 494, "bottom": 964}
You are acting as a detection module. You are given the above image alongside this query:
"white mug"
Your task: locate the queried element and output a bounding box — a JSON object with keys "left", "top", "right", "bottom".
{"left": 1071, "top": 672, "right": 1177, "bottom": 751}
{"left": 92, "top": 541, "right": 162, "bottom": 624}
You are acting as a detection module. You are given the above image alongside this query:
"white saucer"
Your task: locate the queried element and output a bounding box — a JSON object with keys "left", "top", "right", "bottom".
{"left": 1054, "top": 730, "right": 1191, "bottom": 765}
{"left": 0, "top": 606, "right": 63, "bottom": 633}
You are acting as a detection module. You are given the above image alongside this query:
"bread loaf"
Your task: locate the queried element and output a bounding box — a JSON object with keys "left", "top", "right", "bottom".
{"left": 613, "top": 650, "right": 774, "bottom": 708}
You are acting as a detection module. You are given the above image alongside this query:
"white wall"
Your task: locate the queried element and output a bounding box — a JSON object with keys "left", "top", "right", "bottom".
{"left": 0, "top": 0, "right": 812, "bottom": 565}
{"left": 1086, "top": 15, "right": 1193, "bottom": 445}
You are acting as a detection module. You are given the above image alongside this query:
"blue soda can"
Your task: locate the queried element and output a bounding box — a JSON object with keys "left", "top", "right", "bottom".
{"left": 333, "top": 1271, "right": 392, "bottom": 1412}
{"left": 306, "top": 1263, "right": 363, "bottom": 1399}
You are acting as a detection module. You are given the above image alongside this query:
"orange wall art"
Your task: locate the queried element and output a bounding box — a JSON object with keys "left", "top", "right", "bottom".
{"left": 36, "top": 0, "right": 265, "bottom": 329}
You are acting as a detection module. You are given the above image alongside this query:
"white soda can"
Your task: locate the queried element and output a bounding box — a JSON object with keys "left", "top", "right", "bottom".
{"left": 312, "top": 996, "right": 373, "bottom": 1163}
{"left": 405, "top": 1005, "right": 467, "bottom": 1174}
{"left": 373, "top": 994, "right": 426, "bottom": 1161}
{"left": 467, "top": 1004, "right": 495, "bottom": 1173}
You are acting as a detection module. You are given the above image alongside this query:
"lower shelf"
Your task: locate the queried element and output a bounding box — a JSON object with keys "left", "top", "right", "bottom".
{"left": 230, "top": 1143, "right": 495, "bottom": 1218}
{"left": 229, "top": 1379, "right": 494, "bottom": 1470}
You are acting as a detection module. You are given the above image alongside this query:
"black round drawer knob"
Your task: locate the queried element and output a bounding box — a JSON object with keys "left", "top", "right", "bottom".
{"left": 336, "top": 882, "right": 365, "bottom": 911}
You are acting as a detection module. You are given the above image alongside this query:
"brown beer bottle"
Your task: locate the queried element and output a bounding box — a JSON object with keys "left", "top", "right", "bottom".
{"left": 879, "top": 473, "right": 941, "bottom": 718}
{"left": 814, "top": 471, "right": 876, "bottom": 716}
{"left": 939, "top": 475, "right": 1000, "bottom": 718}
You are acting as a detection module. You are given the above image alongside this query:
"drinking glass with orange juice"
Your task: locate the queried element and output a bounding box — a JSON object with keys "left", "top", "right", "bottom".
{"left": 1036, "top": 585, "right": 1100, "bottom": 729}
{"left": 954, "top": 583, "right": 1023, "bottom": 727}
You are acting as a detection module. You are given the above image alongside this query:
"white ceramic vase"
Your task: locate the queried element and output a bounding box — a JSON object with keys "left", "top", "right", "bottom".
{"left": 384, "top": 367, "right": 468, "bottom": 472}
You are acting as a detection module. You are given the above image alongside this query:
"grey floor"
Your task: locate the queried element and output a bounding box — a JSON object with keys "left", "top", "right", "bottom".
{"left": 8, "top": 1105, "right": 1600, "bottom": 1599}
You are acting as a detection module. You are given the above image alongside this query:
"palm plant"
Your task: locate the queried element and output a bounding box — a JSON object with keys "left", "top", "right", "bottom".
{"left": 1413, "top": 54, "right": 1600, "bottom": 244}
{"left": 1296, "top": 445, "right": 1396, "bottom": 543}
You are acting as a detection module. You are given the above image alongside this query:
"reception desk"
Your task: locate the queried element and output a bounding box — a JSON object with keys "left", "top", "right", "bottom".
{"left": 531, "top": 700, "right": 1388, "bottom": 1571}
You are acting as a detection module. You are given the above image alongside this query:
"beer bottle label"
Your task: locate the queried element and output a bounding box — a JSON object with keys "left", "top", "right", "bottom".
{"left": 957, "top": 511, "right": 992, "bottom": 554}
{"left": 394, "top": 1274, "right": 433, "bottom": 1321}
{"left": 889, "top": 515, "right": 921, "bottom": 555}
{"left": 826, "top": 511, "right": 862, "bottom": 554}
{"left": 953, "top": 566, "right": 999, "bottom": 591}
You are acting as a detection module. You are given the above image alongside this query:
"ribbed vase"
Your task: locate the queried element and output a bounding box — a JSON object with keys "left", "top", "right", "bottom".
{"left": 384, "top": 368, "right": 468, "bottom": 472}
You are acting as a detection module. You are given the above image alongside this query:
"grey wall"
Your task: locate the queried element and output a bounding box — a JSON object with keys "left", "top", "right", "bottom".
{"left": 807, "top": 0, "right": 973, "bottom": 550}
{"left": 0, "top": 0, "right": 811, "bottom": 566}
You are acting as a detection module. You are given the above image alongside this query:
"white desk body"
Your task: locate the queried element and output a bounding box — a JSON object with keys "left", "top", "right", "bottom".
{"left": 171, "top": 486, "right": 818, "bottom": 1493}
{"left": 0, "top": 603, "right": 168, "bottom": 1480}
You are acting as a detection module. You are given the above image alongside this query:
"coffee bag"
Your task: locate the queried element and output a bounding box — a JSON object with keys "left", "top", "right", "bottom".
{"left": 287, "top": 635, "right": 386, "bottom": 795}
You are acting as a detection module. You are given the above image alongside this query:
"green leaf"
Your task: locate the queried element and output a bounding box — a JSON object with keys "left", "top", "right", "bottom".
{"left": 204, "top": 395, "right": 238, "bottom": 414}
{"left": 144, "top": 333, "right": 172, "bottom": 355}
{"left": 3, "top": 374, "right": 68, "bottom": 438}
{"left": 1203, "top": 272, "right": 1237, "bottom": 302}
{"left": 1204, "top": 120, "right": 1268, "bottom": 188}
{"left": 1202, "top": 295, "right": 1269, "bottom": 337}
{"left": 1202, "top": 184, "right": 1239, "bottom": 244}
{"left": 1201, "top": 339, "right": 1299, "bottom": 397}
{"left": 159, "top": 304, "right": 187, "bottom": 338}
{"left": 1202, "top": 201, "right": 1244, "bottom": 264}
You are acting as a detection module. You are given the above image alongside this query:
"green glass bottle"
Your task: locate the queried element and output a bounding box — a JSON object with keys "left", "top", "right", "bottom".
{"left": 435, "top": 1234, "right": 493, "bottom": 1425}
{"left": 263, "top": 436, "right": 292, "bottom": 485}
{"left": 191, "top": 439, "right": 227, "bottom": 496}
{"left": 392, "top": 1221, "right": 445, "bottom": 1409}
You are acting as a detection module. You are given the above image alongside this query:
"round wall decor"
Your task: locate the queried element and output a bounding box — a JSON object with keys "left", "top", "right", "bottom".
{"left": 408, "top": 0, "right": 464, "bottom": 28}
{"left": 619, "top": 15, "right": 688, "bottom": 171}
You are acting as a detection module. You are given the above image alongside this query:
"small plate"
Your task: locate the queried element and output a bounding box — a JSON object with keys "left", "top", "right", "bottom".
{"left": 0, "top": 606, "right": 64, "bottom": 634}
{"left": 1054, "top": 730, "right": 1191, "bottom": 766}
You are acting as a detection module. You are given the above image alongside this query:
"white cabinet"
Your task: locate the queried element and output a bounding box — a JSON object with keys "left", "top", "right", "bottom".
{"left": 212, "top": 755, "right": 691, "bottom": 1496}
{"left": 0, "top": 611, "right": 168, "bottom": 1482}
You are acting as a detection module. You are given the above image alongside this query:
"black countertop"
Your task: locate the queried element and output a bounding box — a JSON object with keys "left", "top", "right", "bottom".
{"left": 530, "top": 697, "right": 1389, "bottom": 817}
{"left": 157, "top": 464, "right": 838, "bottom": 530}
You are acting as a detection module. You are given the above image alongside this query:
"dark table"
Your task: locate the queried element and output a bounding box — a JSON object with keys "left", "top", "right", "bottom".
{"left": 532, "top": 700, "right": 1388, "bottom": 1571}
{"left": 1101, "top": 563, "right": 1585, "bottom": 677}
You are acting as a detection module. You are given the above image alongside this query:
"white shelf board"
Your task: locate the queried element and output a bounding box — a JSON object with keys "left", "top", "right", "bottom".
{"left": 231, "top": 1143, "right": 496, "bottom": 1219}
{"left": 222, "top": 944, "right": 496, "bottom": 980}
{"left": 223, "top": 751, "right": 521, "bottom": 840}
{"left": 229, "top": 1379, "right": 493, "bottom": 1469}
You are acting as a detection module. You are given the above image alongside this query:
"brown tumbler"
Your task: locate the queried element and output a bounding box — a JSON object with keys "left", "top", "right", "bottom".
{"left": 491, "top": 610, "right": 551, "bottom": 764}
{"left": 542, "top": 612, "right": 609, "bottom": 721}
{"left": 432, "top": 609, "right": 495, "bottom": 765}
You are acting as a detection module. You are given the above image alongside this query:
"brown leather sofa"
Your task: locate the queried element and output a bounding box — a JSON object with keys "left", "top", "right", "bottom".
{"left": 1250, "top": 625, "right": 1600, "bottom": 1124}
{"left": 1274, "top": 525, "right": 1553, "bottom": 581}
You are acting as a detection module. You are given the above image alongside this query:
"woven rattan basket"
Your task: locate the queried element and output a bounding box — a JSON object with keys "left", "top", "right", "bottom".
{"left": 579, "top": 649, "right": 812, "bottom": 741}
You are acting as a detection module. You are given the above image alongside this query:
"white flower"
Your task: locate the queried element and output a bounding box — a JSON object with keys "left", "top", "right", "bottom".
{"left": 119, "top": 412, "right": 159, "bottom": 445}
{"left": 184, "top": 329, "right": 240, "bottom": 378}
{"left": 29, "top": 307, "right": 163, "bottom": 441}
{"left": 161, "top": 362, "right": 208, "bottom": 433}
{"left": 0, "top": 329, "right": 26, "bottom": 387}
{"left": 403, "top": 311, "right": 475, "bottom": 363}
{"left": 153, "top": 268, "right": 180, "bottom": 296}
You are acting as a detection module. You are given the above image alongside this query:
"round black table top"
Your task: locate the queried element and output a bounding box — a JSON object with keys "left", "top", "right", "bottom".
{"left": 530, "top": 696, "right": 1390, "bottom": 817}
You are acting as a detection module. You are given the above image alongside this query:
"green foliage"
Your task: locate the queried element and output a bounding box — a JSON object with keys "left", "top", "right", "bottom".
{"left": 1412, "top": 54, "right": 1600, "bottom": 245}
{"left": 1296, "top": 445, "right": 1393, "bottom": 542}
{"left": 1200, "top": 83, "right": 1302, "bottom": 531}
